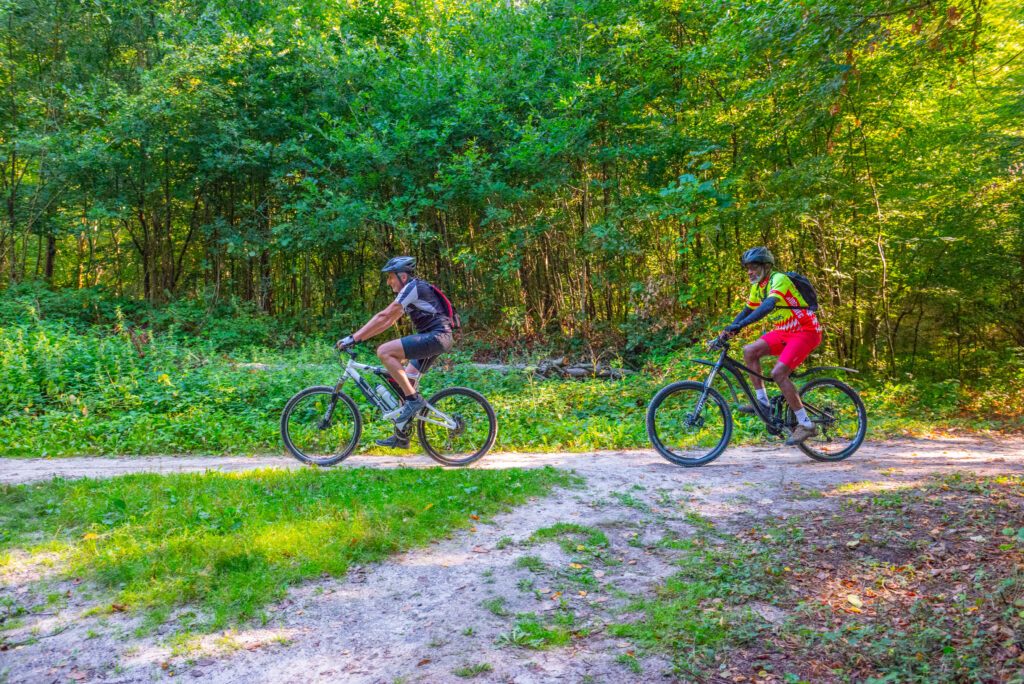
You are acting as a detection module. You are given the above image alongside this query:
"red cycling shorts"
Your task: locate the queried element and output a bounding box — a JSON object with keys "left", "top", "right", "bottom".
{"left": 762, "top": 329, "right": 822, "bottom": 370}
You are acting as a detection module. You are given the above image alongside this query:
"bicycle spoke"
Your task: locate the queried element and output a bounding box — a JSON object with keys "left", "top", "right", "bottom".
{"left": 796, "top": 380, "right": 866, "bottom": 461}
{"left": 282, "top": 389, "right": 360, "bottom": 466}
{"left": 647, "top": 382, "right": 731, "bottom": 466}
{"left": 418, "top": 388, "right": 496, "bottom": 466}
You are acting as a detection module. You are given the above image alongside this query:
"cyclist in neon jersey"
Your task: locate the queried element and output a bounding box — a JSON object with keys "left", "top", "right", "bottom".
{"left": 720, "top": 247, "right": 823, "bottom": 445}
{"left": 336, "top": 256, "right": 454, "bottom": 448}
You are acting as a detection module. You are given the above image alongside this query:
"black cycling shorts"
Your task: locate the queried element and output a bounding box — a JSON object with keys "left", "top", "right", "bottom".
{"left": 401, "top": 331, "right": 453, "bottom": 362}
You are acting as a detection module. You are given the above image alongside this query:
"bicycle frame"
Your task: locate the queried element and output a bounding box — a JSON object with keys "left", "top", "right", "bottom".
{"left": 691, "top": 347, "right": 776, "bottom": 424}
{"left": 690, "top": 341, "right": 858, "bottom": 429}
{"left": 334, "top": 350, "right": 458, "bottom": 430}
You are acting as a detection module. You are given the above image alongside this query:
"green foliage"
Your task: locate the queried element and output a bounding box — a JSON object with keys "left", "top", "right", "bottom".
{"left": 528, "top": 523, "right": 610, "bottom": 554}
{"left": 0, "top": 320, "right": 1021, "bottom": 457}
{"left": 452, "top": 663, "right": 493, "bottom": 678}
{"left": 617, "top": 474, "right": 1024, "bottom": 681}
{"left": 495, "top": 611, "right": 575, "bottom": 650}
{"left": 0, "top": 466, "right": 573, "bottom": 629}
{"left": 610, "top": 534, "right": 780, "bottom": 673}
{"left": 1, "top": 0, "right": 1022, "bottom": 378}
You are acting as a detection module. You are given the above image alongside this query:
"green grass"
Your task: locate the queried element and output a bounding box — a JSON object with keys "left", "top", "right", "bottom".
{"left": 481, "top": 597, "right": 509, "bottom": 616}
{"left": 0, "top": 466, "right": 576, "bottom": 630}
{"left": 0, "top": 320, "right": 1021, "bottom": 457}
{"left": 495, "top": 611, "right": 576, "bottom": 649}
{"left": 528, "top": 523, "right": 609, "bottom": 554}
{"left": 616, "top": 653, "right": 642, "bottom": 674}
{"left": 609, "top": 533, "right": 779, "bottom": 676}
{"left": 613, "top": 474, "right": 1024, "bottom": 682}
{"left": 453, "top": 662, "right": 493, "bottom": 677}
{"left": 514, "top": 555, "right": 547, "bottom": 573}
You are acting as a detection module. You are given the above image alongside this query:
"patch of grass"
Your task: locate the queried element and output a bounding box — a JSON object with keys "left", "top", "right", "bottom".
{"left": 616, "top": 652, "right": 642, "bottom": 674}
{"left": 495, "top": 611, "right": 574, "bottom": 649}
{"left": 611, "top": 491, "right": 650, "bottom": 512}
{"left": 528, "top": 523, "right": 609, "bottom": 554}
{"left": 481, "top": 597, "right": 509, "bottom": 616}
{"left": 788, "top": 486, "right": 824, "bottom": 501}
{"left": 0, "top": 466, "right": 574, "bottom": 631}
{"left": 514, "top": 555, "right": 547, "bottom": 573}
{"left": 610, "top": 532, "right": 780, "bottom": 677}
{"left": 495, "top": 536, "right": 514, "bottom": 550}
{"left": 833, "top": 481, "right": 883, "bottom": 494}
{"left": 619, "top": 474, "right": 1024, "bottom": 682}
{"left": 452, "top": 662, "right": 492, "bottom": 678}
{"left": 683, "top": 510, "right": 716, "bottom": 533}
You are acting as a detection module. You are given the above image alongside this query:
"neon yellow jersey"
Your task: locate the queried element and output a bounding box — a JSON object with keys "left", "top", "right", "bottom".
{"left": 747, "top": 272, "right": 822, "bottom": 333}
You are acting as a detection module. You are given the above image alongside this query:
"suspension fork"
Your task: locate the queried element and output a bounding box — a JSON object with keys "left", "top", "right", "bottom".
{"left": 312, "top": 370, "right": 350, "bottom": 429}
{"left": 692, "top": 351, "right": 727, "bottom": 416}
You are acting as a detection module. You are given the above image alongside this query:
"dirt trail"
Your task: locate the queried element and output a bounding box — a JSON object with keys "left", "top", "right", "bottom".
{"left": 2, "top": 437, "right": 1023, "bottom": 683}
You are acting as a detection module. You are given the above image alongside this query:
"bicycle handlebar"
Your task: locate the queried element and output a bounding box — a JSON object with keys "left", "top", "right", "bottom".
{"left": 707, "top": 336, "right": 729, "bottom": 352}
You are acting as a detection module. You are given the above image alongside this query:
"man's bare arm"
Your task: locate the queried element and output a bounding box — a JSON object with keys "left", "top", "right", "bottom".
{"left": 353, "top": 301, "right": 404, "bottom": 343}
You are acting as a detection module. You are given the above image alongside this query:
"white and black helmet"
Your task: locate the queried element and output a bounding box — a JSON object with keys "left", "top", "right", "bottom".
{"left": 740, "top": 246, "right": 775, "bottom": 267}
{"left": 381, "top": 256, "right": 416, "bottom": 274}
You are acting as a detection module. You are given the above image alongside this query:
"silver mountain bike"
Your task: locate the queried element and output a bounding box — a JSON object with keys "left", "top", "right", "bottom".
{"left": 281, "top": 347, "right": 497, "bottom": 467}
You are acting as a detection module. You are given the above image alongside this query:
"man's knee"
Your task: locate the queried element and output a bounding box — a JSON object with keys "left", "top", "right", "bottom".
{"left": 377, "top": 343, "right": 398, "bottom": 361}
{"left": 743, "top": 343, "right": 762, "bottom": 361}
{"left": 771, "top": 363, "right": 791, "bottom": 383}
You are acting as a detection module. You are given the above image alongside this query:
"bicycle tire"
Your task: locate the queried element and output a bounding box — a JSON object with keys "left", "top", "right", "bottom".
{"left": 792, "top": 378, "right": 867, "bottom": 462}
{"left": 417, "top": 387, "right": 497, "bottom": 467}
{"left": 280, "top": 386, "right": 362, "bottom": 467}
{"left": 646, "top": 381, "right": 733, "bottom": 467}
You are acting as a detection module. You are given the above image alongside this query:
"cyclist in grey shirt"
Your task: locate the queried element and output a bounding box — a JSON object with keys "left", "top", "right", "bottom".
{"left": 336, "top": 256, "right": 454, "bottom": 448}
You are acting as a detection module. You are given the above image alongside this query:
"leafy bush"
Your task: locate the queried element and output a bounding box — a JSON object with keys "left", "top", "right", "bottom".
{"left": 0, "top": 319, "right": 1020, "bottom": 457}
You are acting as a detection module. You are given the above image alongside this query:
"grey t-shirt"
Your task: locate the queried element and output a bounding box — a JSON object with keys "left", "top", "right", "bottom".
{"left": 394, "top": 279, "right": 452, "bottom": 334}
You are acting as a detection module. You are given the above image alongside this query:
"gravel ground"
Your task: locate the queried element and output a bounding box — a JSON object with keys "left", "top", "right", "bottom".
{"left": 1, "top": 436, "right": 1022, "bottom": 683}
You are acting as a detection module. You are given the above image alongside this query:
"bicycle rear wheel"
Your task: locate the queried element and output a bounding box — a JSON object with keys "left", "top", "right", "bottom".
{"left": 417, "top": 387, "right": 497, "bottom": 466}
{"left": 792, "top": 378, "right": 867, "bottom": 462}
{"left": 280, "top": 386, "right": 362, "bottom": 466}
{"left": 646, "top": 381, "right": 732, "bottom": 467}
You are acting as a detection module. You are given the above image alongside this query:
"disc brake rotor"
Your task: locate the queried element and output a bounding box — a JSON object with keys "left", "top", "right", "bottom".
{"left": 449, "top": 414, "right": 466, "bottom": 438}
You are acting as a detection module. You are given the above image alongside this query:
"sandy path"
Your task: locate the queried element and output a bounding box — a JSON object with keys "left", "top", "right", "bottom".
{"left": 2, "top": 437, "right": 1023, "bottom": 683}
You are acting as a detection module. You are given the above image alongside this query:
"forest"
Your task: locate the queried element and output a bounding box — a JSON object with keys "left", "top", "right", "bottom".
{"left": 4, "top": 4, "right": 1024, "bottom": 682}
{"left": 1, "top": 0, "right": 1021, "bottom": 380}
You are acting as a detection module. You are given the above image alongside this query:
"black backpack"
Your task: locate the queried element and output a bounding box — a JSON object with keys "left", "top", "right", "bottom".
{"left": 770, "top": 272, "right": 819, "bottom": 312}
{"left": 429, "top": 283, "right": 462, "bottom": 330}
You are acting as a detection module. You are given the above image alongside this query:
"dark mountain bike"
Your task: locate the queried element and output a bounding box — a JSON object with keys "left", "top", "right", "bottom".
{"left": 646, "top": 337, "right": 866, "bottom": 467}
{"left": 281, "top": 347, "right": 497, "bottom": 467}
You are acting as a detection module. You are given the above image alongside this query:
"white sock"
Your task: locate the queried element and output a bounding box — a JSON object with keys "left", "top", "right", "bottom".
{"left": 755, "top": 389, "right": 769, "bottom": 406}
{"left": 794, "top": 408, "right": 812, "bottom": 428}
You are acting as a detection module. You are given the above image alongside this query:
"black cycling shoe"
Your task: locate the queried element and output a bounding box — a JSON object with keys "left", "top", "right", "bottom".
{"left": 736, "top": 403, "right": 770, "bottom": 415}
{"left": 375, "top": 430, "right": 411, "bottom": 449}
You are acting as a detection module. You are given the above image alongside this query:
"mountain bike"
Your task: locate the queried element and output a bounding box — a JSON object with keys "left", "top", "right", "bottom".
{"left": 281, "top": 347, "right": 497, "bottom": 467}
{"left": 646, "top": 337, "right": 866, "bottom": 467}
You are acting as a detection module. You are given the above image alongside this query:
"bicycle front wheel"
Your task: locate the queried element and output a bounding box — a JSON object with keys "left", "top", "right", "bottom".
{"left": 417, "top": 387, "right": 497, "bottom": 467}
{"left": 280, "top": 386, "right": 362, "bottom": 467}
{"left": 792, "top": 378, "right": 867, "bottom": 462}
{"left": 646, "top": 381, "right": 732, "bottom": 467}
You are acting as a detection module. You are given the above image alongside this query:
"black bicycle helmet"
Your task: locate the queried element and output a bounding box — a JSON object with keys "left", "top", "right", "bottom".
{"left": 740, "top": 246, "right": 775, "bottom": 267}
{"left": 381, "top": 256, "right": 416, "bottom": 274}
